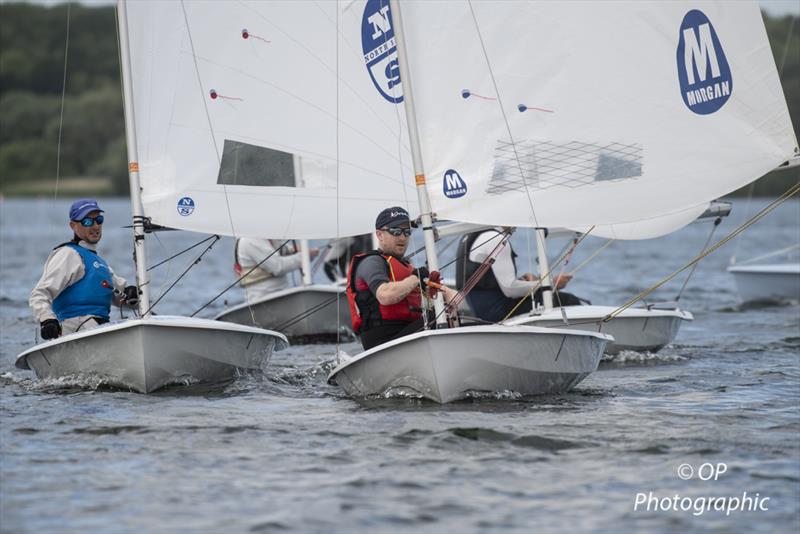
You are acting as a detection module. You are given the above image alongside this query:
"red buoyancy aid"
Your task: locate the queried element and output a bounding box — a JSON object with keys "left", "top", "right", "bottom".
{"left": 346, "top": 251, "right": 422, "bottom": 334}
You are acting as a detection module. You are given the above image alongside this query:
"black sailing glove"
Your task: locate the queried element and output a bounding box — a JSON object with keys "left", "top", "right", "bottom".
{"left": 40, "top": 319, "right": 61, "bottom": 340}
{"left": 123, "top": 285, "right": 141, "bottom": 307}
{"left": 414, "top": 266, "right": 430, "bottom": 289}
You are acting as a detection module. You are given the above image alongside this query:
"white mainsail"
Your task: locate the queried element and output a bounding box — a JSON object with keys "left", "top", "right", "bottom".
{"left": 125, "top": 0, "right": 418, "bottom": 239}
{"left": 396, "top": 1, "right": 797, "bottom": 239}
{"left": 126, "top": 0, "right": 796, "bottom": 242}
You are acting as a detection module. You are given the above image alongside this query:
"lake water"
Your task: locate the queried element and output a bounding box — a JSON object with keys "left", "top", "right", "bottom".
{"left": 1, "top": 197, "right": 798, "bottom": 533}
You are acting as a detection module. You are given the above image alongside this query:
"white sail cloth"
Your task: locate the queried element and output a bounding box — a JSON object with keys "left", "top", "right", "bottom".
{"left": 125, "top": 0, "right": 417, "bottom": 239}
{"left": 397, "top": 0, "right": 797, "bottom": 239}
{"left": 124, "top": 1, "right": 797, "bottom": 241}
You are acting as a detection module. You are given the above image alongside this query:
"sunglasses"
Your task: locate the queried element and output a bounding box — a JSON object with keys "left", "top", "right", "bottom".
{"left": 382, "top": 227, "right": 412, "bottom": 237}
{"left": 76, "top": 215, "right": 104, "bottom": 227}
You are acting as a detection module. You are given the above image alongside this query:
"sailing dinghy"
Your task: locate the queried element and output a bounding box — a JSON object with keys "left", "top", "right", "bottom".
{"left": 329, "top": 0, "right": 796, "bottom": 399}
{"left": 15, "top": 0, "right": 289, "bottom": 393}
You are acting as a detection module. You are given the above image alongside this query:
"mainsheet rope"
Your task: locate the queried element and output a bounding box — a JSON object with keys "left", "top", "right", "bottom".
{"left": 604, "top": 182, "right": 800, "bottom": 322}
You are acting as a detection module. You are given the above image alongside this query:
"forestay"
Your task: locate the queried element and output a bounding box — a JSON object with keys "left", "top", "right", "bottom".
{"left": 396, "top": 1, "right": 797, "bottom": 239}
{"left": 124, "top": 1, "right": 418, "bottom": 239}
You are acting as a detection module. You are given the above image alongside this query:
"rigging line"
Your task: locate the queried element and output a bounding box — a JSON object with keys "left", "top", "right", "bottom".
{"left": 191, "top": 239, "right": 291, "bottom": 317}
{"left": 147, "top": 234, "right": 219, "bottom": 271}
{"left": 275, "top": 293, "right": 345, "bottom": 331}
{"left": 179, "top": 0, "right": 238, "bottom": 241}
{"left": 336, "top": 2, "right": 341, "bottom": 351}
{"left": 500, "top": 227, "right": 595, "bottom": 322}
{"left": 467, "top": 0, "right": 540, "bottom": 229}
{"left": 606, "top": 182, "right": 800, "bottom": 321}
{"left": 570, "top": 238, "right": 615, "bottom": 275}
{"left": 143, "top": 235, "right": 220, "bottom": 316}
{"left": 737, "top": 243, "right": 800, "bottom": 265}
{"left": 448, "top": 229, "right": 514, "bottom": 311}
{"left": 54, "top": 0, "right": 72, "bottom": 203}
{"left": 674, "top": 216, "right": 722, "bottom": 302}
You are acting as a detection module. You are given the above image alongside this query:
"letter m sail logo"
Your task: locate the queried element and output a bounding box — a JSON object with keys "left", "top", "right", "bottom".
{"left": 676, "top": 10, "right": 732, "bottom": 115}
{"left": 443, "top": 169, "right": 467, "bottom": 199}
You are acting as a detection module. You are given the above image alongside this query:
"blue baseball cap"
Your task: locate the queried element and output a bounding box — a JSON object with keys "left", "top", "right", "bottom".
{"left": 69, "top": 199, "right": 104, "bottom": 221}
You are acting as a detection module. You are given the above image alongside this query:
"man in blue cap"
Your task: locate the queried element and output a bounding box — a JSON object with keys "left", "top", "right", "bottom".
{"left": 29, "top": 199, "right": 139, "bottom": 340}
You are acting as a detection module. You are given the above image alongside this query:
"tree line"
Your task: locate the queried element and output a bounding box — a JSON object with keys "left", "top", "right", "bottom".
{"left": 0, "top": 3, "right": 797, "bottom": 196}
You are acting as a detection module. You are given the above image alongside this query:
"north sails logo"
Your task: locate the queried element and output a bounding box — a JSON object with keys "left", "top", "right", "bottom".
{"left": 676, "top": 10, "right": 732, "bottom": 115}
{"left": 443, "top": 169, "right": 467, "bottom": 199}
{"left": 177, "top": 197, "right": 195, "bottom": 216}
{"left": 361, "top": 0, "right": 402, "bottom": 103}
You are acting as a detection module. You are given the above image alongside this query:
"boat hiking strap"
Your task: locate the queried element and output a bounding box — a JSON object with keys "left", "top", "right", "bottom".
{"left": 190, "top": 239, "right": 292, "bottom": 318}
{"left": 605, "top": 182, "right": 800, "bottom": 322}
{"left": 500, "top": 228, "right": 595, "bottom": 322}
{"left": 674, "top": 216, "right": 723, "bottom": 302}
{"left": 147, "top": 234, "right": 219, "bottom": 271}
{"left": 143, "top": 236, "right": 222, "bottom": 316}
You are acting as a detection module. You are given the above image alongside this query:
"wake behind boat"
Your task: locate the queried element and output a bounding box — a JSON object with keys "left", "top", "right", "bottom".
{"left": 215, "top": 284, "right": 353, "bottom": 343}
{"left": 15, "top": 316, "right": 287, "bottom": 393}
{"left": 328, "top": 325, "right": 611, "bottom": 403}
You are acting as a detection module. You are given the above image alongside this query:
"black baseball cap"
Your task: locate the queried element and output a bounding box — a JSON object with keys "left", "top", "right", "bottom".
{"left": 375, "top": 206, "right": 412, "bottom": 229}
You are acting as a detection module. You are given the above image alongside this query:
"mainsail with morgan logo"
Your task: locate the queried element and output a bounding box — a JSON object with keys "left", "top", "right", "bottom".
{"left": 361, "top": 0, "right": 403, "bottom": 103}
{"left": 676, "top": 9, "right": 733, "bottom": 115}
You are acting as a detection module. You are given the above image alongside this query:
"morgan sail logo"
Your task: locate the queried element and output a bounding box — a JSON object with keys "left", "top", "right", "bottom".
{"left": 443, "top": 169, "right": 467, "bottom": 199}
{"left": 362, "top": 0, "right": 402, "bottom": 103}
{"left": 677, "top": 10, "right": 732, "bottom": 115}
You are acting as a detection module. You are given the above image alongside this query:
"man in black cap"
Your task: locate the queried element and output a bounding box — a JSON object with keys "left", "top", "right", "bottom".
{"left": 29, "top": 199, "right": 139, "bottom": 340}
{"left": 345, "top": 206, "right": 453, "bottom": 350}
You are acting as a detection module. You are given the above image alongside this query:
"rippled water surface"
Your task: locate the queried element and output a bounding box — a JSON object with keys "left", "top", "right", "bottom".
{"left": 1, "top": 198, "right": 798, "bottom": 533}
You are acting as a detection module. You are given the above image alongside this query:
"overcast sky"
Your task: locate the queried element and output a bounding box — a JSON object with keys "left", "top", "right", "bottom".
{"left": 2, "top": 0, "right": 800, "bottom": 16}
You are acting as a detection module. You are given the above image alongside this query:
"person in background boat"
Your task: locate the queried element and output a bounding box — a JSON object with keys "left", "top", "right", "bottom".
{"left": 322, "top": 234, "right": 372, "bottom": 284}
{"left": 346, "top": 206, "right": 456, "bottom": 350}
{"left": 456, "top": 228, "right": 585, "bottom": 323}
{"left": 29, "top": 199, "right": 139, "bottom": 341}
{"left": 234, "top": 238, "right": 319, "bottom": 303}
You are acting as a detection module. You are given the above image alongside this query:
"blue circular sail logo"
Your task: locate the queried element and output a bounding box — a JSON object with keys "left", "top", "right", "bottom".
{"left": 443, "top": 169, "right": 467, "bottom": 199}
{"left": 361, "top": 0, "right": 403, "bottom": 104}
{"left": 177, "top": 197, "right": 195, "bottom": 216}
{"left": 676, "top": 10, "right": 732, "bottom": 115}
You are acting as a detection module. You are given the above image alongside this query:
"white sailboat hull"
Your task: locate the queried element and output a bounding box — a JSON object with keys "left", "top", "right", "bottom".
{"left": 328, "top": 325, "right": 611, "bottom": 403}
{"left": 215, "top": 285, "right": 352, "bottom": 342}
{"left": 15, "top": 316, "right": 288, "bottom": 393}
{"left": 504, "top": 305, "right": 693, "bottom": 355}
{"left": 728, "top": 264, "right": 800, "bottom": 303}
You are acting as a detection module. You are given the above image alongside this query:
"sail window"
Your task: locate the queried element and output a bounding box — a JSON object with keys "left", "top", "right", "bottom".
{"left": 487, "top": 140, "right": 643, "bottom": 194}
{"left": 217, "top": 140, "right": 296, "bottom": 187}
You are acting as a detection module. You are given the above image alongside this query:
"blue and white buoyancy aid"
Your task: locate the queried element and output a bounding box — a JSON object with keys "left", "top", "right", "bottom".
{"left": 52, "top": 243, "right": 114, "bottom": 321}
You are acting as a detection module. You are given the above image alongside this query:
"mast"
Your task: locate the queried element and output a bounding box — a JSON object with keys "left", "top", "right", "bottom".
{"left": 535, "top": 229, "right": 554, "bottom": 311}
{"left": 116, "top": 0, "right": 151, "bottom": 317}
{"left": 292, "top": 155, "right": 313, "bottom": 286}
{"left": 389, "top": 0, "right": 446, "bottom": 326}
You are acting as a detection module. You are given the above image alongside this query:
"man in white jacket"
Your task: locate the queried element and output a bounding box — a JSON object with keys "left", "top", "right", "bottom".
{"left": 234, "top": 238, "right": 319, "bottom": 303}
{"left": 455, "top": 229, "right": 583, "bottom": 323}
{"left": 29, "top": 199, "right": 138, "bottom": 340}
